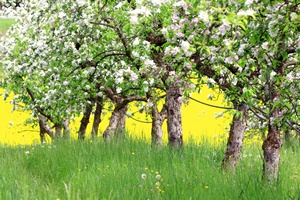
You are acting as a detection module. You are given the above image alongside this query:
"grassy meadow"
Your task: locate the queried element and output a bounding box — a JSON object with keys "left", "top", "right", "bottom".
{"left": 1, "top": 138, "right": 300, "bottom": 199}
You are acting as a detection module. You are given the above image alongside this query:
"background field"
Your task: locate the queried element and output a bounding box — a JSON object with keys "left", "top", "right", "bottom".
{"left": 0, "top": 87, "right": 231, "bottom": 145}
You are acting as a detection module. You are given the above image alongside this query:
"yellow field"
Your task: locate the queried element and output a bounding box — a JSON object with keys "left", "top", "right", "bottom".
{"left": 0, "top": 87, "right": 231, "bottom": 145}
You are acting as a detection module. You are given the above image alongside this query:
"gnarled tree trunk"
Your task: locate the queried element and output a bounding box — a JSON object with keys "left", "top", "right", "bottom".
{"left": 115, "top": 105, "right": 128, "bottom": 139}
{"left": 262, "top": 91, "right": 283, "bottom": 181}
{"left": 222, "top": 102, "right": 248, "bottom": 171}
{"left": 78, "top": 102, "right": 94, "bottom": 140}
{"left": 103, "top": 103, "right": 128, "bottom": 141}
{"left": 151, "top": 104, "right": 167, "bottom": 146}
{"left": 166, "top": 83, "right": 183, "bottom": 147}
{"left": 39, "top": 114, "right": 55, "bottom": 143}
{"left": 262, "top": 123, "right": 282, "bottom": 181}
{"left": 91, "top": 98, "right": 103, "bottom": 138}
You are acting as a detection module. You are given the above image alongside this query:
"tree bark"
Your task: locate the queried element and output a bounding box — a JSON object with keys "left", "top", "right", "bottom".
{"left": 222, "top": 102, "right": 248, "bottom": 171}
{"left": 39, "top": 117, "right": 46, "bottom": 144}
{"left": 262, "top": 58, "right": 285, "bottom": 182}
{"left": 91, "top": 98, "right": 103, "bottom": 138}
{"left": 103, "top": 103, "right": 128, "bottom": 141}
{"left": 262, "top": 99, "right": 282, "bottom": 182}
{"left": 115, "top": 105, "right": 128, "bottom": 139}
{"left": 63, "top": 118, "right": 70, "bottom": 139}
{"left": 78, "top": 102, "right": 94, "bottom": 140}
{"left": 166, "top": 83, "right": 183, "bottom": 147}
{"left": 38, "top": 114, "right": 55, "bottom": 142}
{"left": 55, "top": 123, "right": 63, "bottom": 138}
{"left": 151, "top": 104, "right": 167, "bottom": 146}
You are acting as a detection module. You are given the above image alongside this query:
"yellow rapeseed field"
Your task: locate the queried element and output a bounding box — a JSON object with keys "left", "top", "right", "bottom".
{"left": 0, "top": 87, "right": 231, "bottom": 145}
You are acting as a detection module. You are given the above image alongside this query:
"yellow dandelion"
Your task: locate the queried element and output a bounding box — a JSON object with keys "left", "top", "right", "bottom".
{"left": 145, "top": 167, "right": 148, "bottom": 170}
{"left": 205, "top": 186, "right": 209, "bottom": 189}
{"left": 132, "top": 152, "right": 135, "bottom": 155}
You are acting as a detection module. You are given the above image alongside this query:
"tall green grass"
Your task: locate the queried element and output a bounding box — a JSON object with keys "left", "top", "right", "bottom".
{"left": 0, "top": 136, "right": 299, "bottom": 199}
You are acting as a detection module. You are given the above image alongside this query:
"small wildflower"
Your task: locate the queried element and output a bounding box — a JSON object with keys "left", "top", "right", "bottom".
{"left": 25, "top": 151, "right": 29, "bottom": 154}
{"left": 141, "top": 174, "right": 147, "bottom": 180}
{"left": 156, "top": 174, "right": 161, "bottom": 180}
{"left": 205, "top": 186, "right": 209, "bottom": 189}
{"left": 132, "top": 152, "right": 135, "bottom": 155}
{"left": 155, "top": 182, "right": 160, "bottom": 187}
{"left": 145, "top": 167, "right": 148, "bottom": 170}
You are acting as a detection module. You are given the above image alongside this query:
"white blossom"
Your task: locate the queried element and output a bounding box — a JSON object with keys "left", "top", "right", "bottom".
{"left": 270, "top": 71, "right": 276, "bottom": 79}
{"left": 290, "top": 12, "right": 297, "bottom": 21}
{"left": 116, "top": 87, "right": 122, "bottom": 93}
{"left": 133, "top": 38, "right": 140, "bottom": 46}
{"left": 261, "top": 42, "right": 269, "bottom": 50}
{"left": 245, "top": 0, "right": 253, "bottom": 6}
{"left": 161, "top": 28, "right": 167, "bottom": 35}
{"left": 198, "top": 11, "right": 209, "bottom": 23}
{"left": 181, "top": 41, "right": 191, "bottom": 56}
{"left": 237, "top": 9, "right": 255, "bottom": 16}
{"left": 207, "top": 78, "right": 216, "bottom": 85}
{"left": 169, "top": 71, "right": 175, "bottom": 76}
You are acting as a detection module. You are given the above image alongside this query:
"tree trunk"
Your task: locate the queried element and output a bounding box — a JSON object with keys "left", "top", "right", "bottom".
{"left": 115, "top": 105, "right": 128, "bottom": 139}
{"left": 91, "top": 98, "right": 103, "bottom": 138}
{"left": 38, "top": 114, "right": 55, "bottom": 142}
{"left": 39, "top": 118, "right": 46, "bottom": 144}
{"left": 262, "top": 105, "right": 282, "bottom": 182}
{"left": 222, "top": 102, "right": 248, "bottom": 171}
{"left": 151, "top": 104, "right": 167, "bottom": 146}
{"left": 55, "top": 123, "right": 63, "bottom": 138}
{"left": 63, "top": 118, "right": 70, "bottom": 139}
{"left": 103, "top": 103, "right": 128, "bottom": 141}
{"left": 166, "top": 83, "right": 183, "bottom": 147}
{"left": 103, "top": 107, "right": 121, "bottom": 141}
{"left": 78, "top": 102, "right": 94, "bottom": 140}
